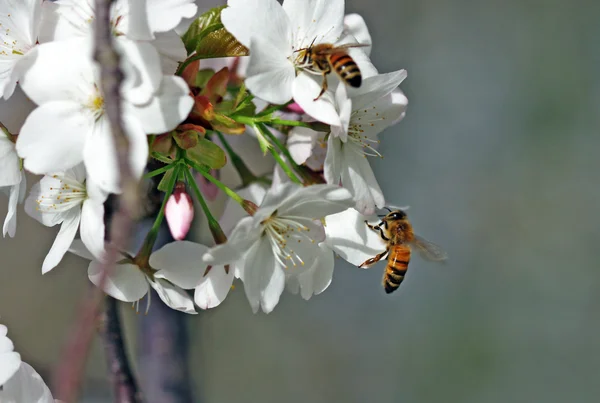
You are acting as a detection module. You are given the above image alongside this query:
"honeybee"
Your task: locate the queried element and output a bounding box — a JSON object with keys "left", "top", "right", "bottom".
{"left": 359, "top": 208, "right": 448, "bottom": 294}
{"left": 295, "top": 40, "right": 368, "bottom": 101}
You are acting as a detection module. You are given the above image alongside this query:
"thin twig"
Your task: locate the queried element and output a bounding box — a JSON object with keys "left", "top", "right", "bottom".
{"left": 102, "top": 297, "right": 144, "bottom": 403}
{"left": 54, "top": 0, "right": 140, "bottom": 401}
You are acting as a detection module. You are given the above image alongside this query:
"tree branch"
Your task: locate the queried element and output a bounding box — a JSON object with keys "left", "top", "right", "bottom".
{"left": 53, "top": 0, "right": 141, "bottom": 401}
{"left": 102, "top": 297, "right": 144, "bottom": 403}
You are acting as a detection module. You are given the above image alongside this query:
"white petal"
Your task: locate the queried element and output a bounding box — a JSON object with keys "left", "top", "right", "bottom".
{"left": 17, "top": 102, "right": 90, "bottom": 174}
{"left": 146, "top": 0, "right": 197, "bottom": 33}
{"left": 323, "top": 134, "right": 342, "bottom": 185}
{"left": 83, "top": 116, "right": 148, "bottom": 194}
{"left": 0, "top": 362, "right": 55, "bottom": 403}
{"left": 18, "top": 39, "right": 95, "bottom": 105}
{"left": 311, "top": 244, "right": 335, "bottom": 295}
{"left": 80, "top": 200, "right": 105, "bottom": 260}
{"left": 332, "top": 83, "right": 351, "bottom": 141}
{"left": 151, "top": 241, "right": 209, "bottom": 289}
{"left": 283, "top": 0, "right": 345, "bottom": 47}
{"left": 324, "top": 208, "right": 386, "bottom": 266}
{"left": 128, "top": 76, "right": 193, "bottom": 134}
{"left": 245, "top": 37, "right": 295, "bottom": 104}
{"left": 88, "top": 262, "right": 149, "bottom": 302}
{"left": 277, "top": 183, "right": 354, "bottom": 219}
{"left": 38, "top": 1, "right": 93, "bottom": 42}
{"left": 287, "top": 127, "right": 318, "bottom": 165}
{"left": 149, "top": 279, "right": 197, "bottom": 314}
{"left": 194, "top": 265, "right": 234, "bottom": 309}
{"left": 222, "top": 0, "right": 292, "bottom": 51}
{"left": 391, "top": 90, "right": 409, "bottom": 125}
{"left": 341, "top": 149, "right": 385, "bottom": 215}
{"left": 344, "top": 14, "right": 372, "bottom": 56}
{"left": 203, "top": 216, "right": 259, "bottom": 265}
{"left": 240, "top": 237, "right": 280, "bottom": 314}
{"left": 42, "top": 210, "right": 81, "bottom": 274}
{"left": 293, "top": 73, "right": 341, "bottom": 126}
{"left": 349, "top": 70, "right": 408, "bottom": 111}
{"left": 126, "top": 0, "right": 154, "bottom": 40}
{"left": 118, "top": 40, "right": 163, "bottom": 106}
{"left": 3, "top": 175, "right": 24, "bottom": 238}
{"left": 0, "top": 351, "right": 21, "bottom": 387}
{"left": 24, "top": 176, "right": 66, "bottom": 227}
{"left": 68, "top": 239, "right": 95, "bottom": 261}
{"left": 152, "top": 30, "right": 187, "bottom": 75}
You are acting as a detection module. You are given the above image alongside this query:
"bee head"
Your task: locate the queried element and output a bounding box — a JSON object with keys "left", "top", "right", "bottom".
{"left": 379, "top": 207, "right": 407, "bottom": 221}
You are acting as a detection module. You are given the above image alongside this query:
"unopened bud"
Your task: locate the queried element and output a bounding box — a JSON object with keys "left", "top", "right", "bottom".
{"left": 242, "top": 200, "right": 259, "bottom": 216}
{"left": 165, "top": 183, "right": 194, "bottom": 241}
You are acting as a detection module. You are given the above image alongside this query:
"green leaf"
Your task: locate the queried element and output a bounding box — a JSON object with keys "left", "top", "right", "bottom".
{"left": 187, "top": 137, "right": 227, "bottom": 170}
{"left": 195, "top": 69, "right": 215, "bottom": 88}
{"left": 195, "top": 28, "right": 249, "bottom": 59}
{"left": 252, "top": 124, "right": 272, "bottom": 156}
{"left": 158, "top": 168, "right": 177, "bottom": 193}
{"left": 181, "top": 6, "right": 226, "bottom": 55}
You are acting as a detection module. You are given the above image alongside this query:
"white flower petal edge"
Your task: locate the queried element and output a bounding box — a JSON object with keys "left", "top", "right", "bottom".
{"left": 204, "top": 183, "right": 354, "bottom": 313}
{"left": 0, "top": 325, "right": 21, "bottom": 387}
{"left": 324, "top": 208, "right": 386, "bottom": 267}
{"left": 0, "top": 0, "right": 42, "bottom": 99}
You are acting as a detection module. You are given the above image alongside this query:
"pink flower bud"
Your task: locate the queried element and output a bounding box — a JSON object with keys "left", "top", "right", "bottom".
{"left": 165, "top": 183, "right": 194, "bottom": 241}
{"left": 286, "top": 102, "right": 305, "bottom": 114}
{"left": 196, "top": 170, "right": 220, "bottom": 201}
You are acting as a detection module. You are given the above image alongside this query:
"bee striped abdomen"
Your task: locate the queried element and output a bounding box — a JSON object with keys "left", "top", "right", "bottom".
{"left": 328, "top": 52, "right": 362, "bottom": 87}
{"left": 383, "top": 246, "right": 411, "bottom": 294}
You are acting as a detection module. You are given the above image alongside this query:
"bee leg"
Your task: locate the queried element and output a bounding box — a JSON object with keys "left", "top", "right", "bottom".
{"left": 313, "top": 73, "right": 328, "bottom": 101}
{"left": 359, "top": 249, "right": 389, "bottom": 268}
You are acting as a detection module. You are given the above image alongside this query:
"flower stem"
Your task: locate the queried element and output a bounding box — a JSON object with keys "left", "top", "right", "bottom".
{"left": 143, "top": 164, "right": 174, "bottom": 179}
{"left": 150, "top": 151, "right": 173, "bottom": 165}
{"left": 185, "top": 157, "right": 246, "bottom": 208}
{"left": 254, "top": 123, "right": 303, "bottom": 185}
{"left": 269, "top": 148, "right": 303, "bottom": 185}
{"left": 214, "top": 131, "right": 257, "bottom": 187}
{"left": 269, "top": 118, "right": 313, "bottom": 128}
{"left": 184, "top": 168, "right": 227, "bottom": 244}
{"left": 256, "top": 101, "right": 293, "bottom": 117}
{"left": 138, "top": 165, "right": 180, "bottom": 260}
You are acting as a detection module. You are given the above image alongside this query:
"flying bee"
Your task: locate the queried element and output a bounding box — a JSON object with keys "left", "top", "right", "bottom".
{"left": 359, "top": 208, "right": 448, "bottom": 294}
{"left": 294, "top": 40, "right": 369, "bottom": 101}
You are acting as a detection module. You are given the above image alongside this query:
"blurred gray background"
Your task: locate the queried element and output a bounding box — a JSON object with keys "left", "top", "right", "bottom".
{"left": 2, "top": 0, "right": 600, "bottom": 402}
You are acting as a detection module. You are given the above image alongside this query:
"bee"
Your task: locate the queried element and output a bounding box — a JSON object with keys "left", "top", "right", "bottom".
{"left": 295, "top": 40, "right": 368, "bottom": 101}
{"left": 359, "top": 208, "right": 448, "bottom": 294}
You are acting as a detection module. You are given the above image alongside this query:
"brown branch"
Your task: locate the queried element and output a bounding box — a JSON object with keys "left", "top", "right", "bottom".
{"left": 102, "top": 297, "right": 144, "bottom": 403}
{"left": 53, "top": 0, "right": 141, "bottom": 401}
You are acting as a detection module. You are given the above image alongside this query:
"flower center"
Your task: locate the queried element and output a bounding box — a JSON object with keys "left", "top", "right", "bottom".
{"left": 346, "top": 108, "right": 385, "bottom": 158}
{"left": 85, "top": 87, "right": 105, "bottom": 120}
{"left": 0, "top": 12, "right": 35, "bottom": 57}
{"left": 262, "top": 214, "right": 313, "bottom": 269}
{"left": 35, "top": 175, "right": 88, "bottom": 213}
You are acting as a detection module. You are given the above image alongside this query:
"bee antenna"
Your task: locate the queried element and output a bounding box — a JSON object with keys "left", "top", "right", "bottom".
{"left": 377, "top": 214, "right": 386, "bottom": 218}
{"left": 383, "top": 207, "right": 393, "bottom": 212}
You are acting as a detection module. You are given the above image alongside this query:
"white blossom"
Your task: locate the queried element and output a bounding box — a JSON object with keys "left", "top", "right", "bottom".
{"left": 289, "top": 71, "right": 408, "bottom": 215}
{"left": 16, "top": 38, "right": 193, "bottom": 193}
{"left": 0, "top": 0, "right": 42, "bottom": 99}
{"left": 0, "top": 325, "right": 57, "bottom": 403}
{"left": 0, "top": 131, "right": 25, "bottom": 238}
{"left": 221, "top": 0, "right": 375, "bottom": 125}
{"left": 149, "top": 241, "right": 232, "bottom": 310}
{"left": 69, "top": 240, "right": 197, "bottom": 314}
{"left": 203, "top": 183, "right": 354, "bottom": 313}
{"left": 24, "top": 165, "right": 107, "bottom": 274}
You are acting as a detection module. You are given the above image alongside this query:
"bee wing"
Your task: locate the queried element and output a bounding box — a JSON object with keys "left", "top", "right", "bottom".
{"left": 411, "top": 235, "right": 448, "bottom": 262}
{"left": 316, "top": 43, "right": 370, "bottom": 54}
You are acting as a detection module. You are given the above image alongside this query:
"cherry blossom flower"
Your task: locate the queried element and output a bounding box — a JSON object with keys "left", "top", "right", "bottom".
{"left": 289, "top": 70, "right": 408, "bottom": 215}
{"left": 16, "top": 38, "right": 193, "bottom": 193}
{"left": 0, "top": 0, "right": 42, "bottom": 99}
{"left": 24, "top": 165, "right": 107, "bottom": 274}
{"left": 221, "top": 0, "right": 375, "bottom": 125}
{"left": 69, "top": 240, "right": 197, "bottom": 314}
{"left": 149, "top": 241, "right": 232, "bottom": 310}
{"left": 0, "top": 325, "right": 57, "bottom": 403}
{"left": 40, "top": 0, "right": 196, "bottom": 74}
{"left": 203, "top": 183, "right": 354, "bottom": 313}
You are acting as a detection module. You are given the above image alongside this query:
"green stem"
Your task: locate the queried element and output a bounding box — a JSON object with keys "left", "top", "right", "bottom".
{"left": 269, "top": 148, "right": 302, "bottom": 184}
{"left": 184, "top": 168, "right": 227, "bottom": 244}
{"left": 214, "top": 131, "right": 257, "bottom": 187}
{"left": 185, "top": 157, "right": 246, "bottom": 208}
{"left": 269, "top": 118, "right": 313, "bottom": 128}
{"left": 256, "top": 101, "right": 293, "bottom": 117}
{"left": 257, "top": 123, "right": 296, "bottom": 164}
{"left": 138, "top": 165, "right": 180, "bottom": 259}
{"left": 143, "top": 164, "right": 174, "bottom": 179}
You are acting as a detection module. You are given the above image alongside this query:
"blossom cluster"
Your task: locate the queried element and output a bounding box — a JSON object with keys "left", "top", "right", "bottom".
{"left": 0, "top": 0, "right": 407, "bottom": 316}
